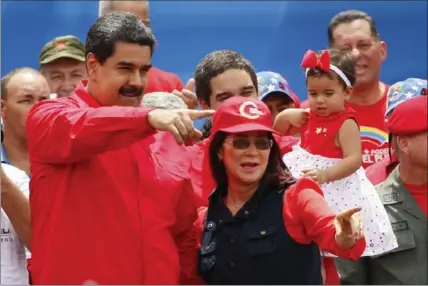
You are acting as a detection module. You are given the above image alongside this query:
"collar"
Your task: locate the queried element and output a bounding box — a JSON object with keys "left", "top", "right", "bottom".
{"left": 74, "top": 80, "right": 102, "bottom": 108}
{"left": 209, "top": 181, "right": 270, "bottom": 221}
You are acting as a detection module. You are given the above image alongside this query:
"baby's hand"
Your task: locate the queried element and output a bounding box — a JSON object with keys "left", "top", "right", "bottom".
{"left": 288, "top": 108, "right": 310, "bottom": 128}
{"left": 302, "top": 168, "right": 329, "bottom": 185}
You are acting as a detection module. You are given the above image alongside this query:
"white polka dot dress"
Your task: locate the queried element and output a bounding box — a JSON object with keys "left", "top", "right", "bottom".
{"left": 283, "top": 145, "right": 398, "bottom": 257}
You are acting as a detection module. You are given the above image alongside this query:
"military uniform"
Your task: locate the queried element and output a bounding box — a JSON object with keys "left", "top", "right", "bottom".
{"left": 336, "top": 167, "right": 427, "bottom": 284}
{"left": 336, "top": 82, "right": 427, "bottom": 285}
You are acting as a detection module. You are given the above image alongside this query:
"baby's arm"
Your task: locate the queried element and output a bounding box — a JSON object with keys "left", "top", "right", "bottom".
{"left": 323, "top": 119, "right": 362, "bottom": 182}
{"left": 273, "top": 108, "right": 309, "bottom": 136}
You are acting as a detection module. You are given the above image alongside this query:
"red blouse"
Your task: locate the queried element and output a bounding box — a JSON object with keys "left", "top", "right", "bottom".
{"left": 300, "top": 108, "right": 357, "bottom": 159}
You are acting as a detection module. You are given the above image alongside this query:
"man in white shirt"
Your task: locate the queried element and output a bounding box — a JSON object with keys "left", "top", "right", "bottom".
{"left": 1, "top": 163, "right": 31, "bottom": 285}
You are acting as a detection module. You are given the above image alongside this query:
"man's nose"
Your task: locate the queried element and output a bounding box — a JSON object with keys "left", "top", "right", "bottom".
{"left": 128, "top": 71, "right": 143, "bottom": 86}
{"left": 351, "top": 47, "right": 362, "bottom": 59}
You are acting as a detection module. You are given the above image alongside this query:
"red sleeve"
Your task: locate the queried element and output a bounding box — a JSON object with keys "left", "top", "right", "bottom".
{"left": 26, "top": 100, "right": 156, "bottom": 164}
{"left": 172, "top": 74, "right": 184, "bottom": 91}
{"left": 283, "top": 178, "right": 366, "bottom": 261}
{"left": 173, "top": 179, "right": 205, "bottom": 285}
{"left": 273, "top": 134, "right": 299, "bottom": 155}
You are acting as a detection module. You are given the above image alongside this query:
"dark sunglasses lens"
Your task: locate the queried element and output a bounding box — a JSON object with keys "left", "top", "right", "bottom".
{"left": 232, "top": 138, "right": 251, "bottom": 149}
{"left": 254, "top": 138, "right": 272, "bottom": 150}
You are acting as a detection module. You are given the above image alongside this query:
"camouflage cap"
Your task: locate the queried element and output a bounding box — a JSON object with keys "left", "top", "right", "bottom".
{"left": 39, "top": 35, "right": 85, "bottom": 65}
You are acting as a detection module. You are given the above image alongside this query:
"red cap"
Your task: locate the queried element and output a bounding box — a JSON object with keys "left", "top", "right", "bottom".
{"left": 387, "top": 95, "right": 427, "bottom": 135}
{"left": 210, "top": 96, "right": 278, "bottom": 137}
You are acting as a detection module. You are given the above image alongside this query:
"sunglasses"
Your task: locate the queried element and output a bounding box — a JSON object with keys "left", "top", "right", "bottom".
{"left": 224, "top": 137, "right": 273, "bottom": 150}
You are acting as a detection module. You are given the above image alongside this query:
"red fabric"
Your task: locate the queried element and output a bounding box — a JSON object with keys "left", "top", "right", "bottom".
{"left": 145, "top": 66, "right": 184, "bottom": 94}
{"left": 301, "top": 49, "right": 331, "bottom": 72}
{"left": 387, "top": 95, "right": 428, "bottom": 135}
{"left": 26, "top": 81, "right": 199, "bottom": 284}
{"left": 300, "top": 107, "right": 357, "bottom": 159}
{"left": 188, "top": 135, "right": 299, "bottom": 208}
{"left": 346, "top": 86, "right": 390, "bottom": 168}
{"left": 323, "top": 257, "right": 340, "bottom": 285}
{"left": 194, "top": 177, "right": 366, "bottom": 260}
{"left": 365, "top": 152, "right": 399, "bottom": 185}
{"left": 210, "top": 96, "right": 276, "bottom": 136}
{"left": 300, "top": 84, "right": 390, "bottom": 168}
{"left": 404, "top": 183, "right": 428, "bottom": 216}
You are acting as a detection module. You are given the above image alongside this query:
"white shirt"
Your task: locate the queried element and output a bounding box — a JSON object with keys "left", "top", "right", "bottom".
{"left": 1, "top": 163, "right": 30, "bottom": 285}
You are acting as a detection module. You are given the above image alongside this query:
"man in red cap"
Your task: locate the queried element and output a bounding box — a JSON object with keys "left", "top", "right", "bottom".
{"left": 365, "top": 78, "right": 427, "bottom": 185}
{"left": 336, "top": 94, "right": 427, "bottom": 285}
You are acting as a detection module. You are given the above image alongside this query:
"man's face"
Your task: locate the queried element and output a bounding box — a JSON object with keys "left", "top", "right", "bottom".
{"left": 42, "top": 58, "right": 87, "bottom": 98}
{"left": 203, "top": 69, "right": 258, "bottom": 110}
{"left": 110, "top": 1, "right": 150, "bottom": 27}
{"left": 263, "top": 93, "right": 295, "bottom": 123}
{"left": 401, "top": 132, "right": 428, "bottom": 169}
{"left": 331, "top": 19, "right": 387, "bottom": 87}
{"left": 1, "top": 72, "right": 50, "bottom": 140}
{"left": 86, "top": 42, "right": 152, "bottom": 107}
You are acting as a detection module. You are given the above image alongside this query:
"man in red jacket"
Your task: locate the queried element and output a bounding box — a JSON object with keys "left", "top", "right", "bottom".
{"left": 98, "top": 0, "right": 198, "bottom": 109}
{"left": 26, "top": 12, "right": 212, "bottom": 285}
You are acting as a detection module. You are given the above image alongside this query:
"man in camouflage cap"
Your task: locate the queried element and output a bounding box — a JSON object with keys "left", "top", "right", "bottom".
{"left": 39, "top": 35, "right": 87, "bottom": 98}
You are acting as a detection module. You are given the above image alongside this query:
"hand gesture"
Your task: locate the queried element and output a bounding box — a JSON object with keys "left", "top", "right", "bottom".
{"left": 148, "top": 108, "right": 215, "bottom": 144}
{"left": 302, "top": 168, "right": 329, "bottom": 184}
{"left": 334, "top": 207, "right": 364, "bottom": 249}
{"left": 287, "top": 108, "right": 310, "bottom": 128}
{"left": 172, "top": 78, "right": 199, "bottom": 109}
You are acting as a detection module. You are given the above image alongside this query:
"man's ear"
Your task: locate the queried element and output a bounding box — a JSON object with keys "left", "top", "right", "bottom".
{"left": 86, "top": 53, "right": 99, "bottom": 81}
{"left": 379, "top": 41, "right": 387, "bottom": 63}
{"left": 1, "top": 99, "right": 6, "bottom": 119}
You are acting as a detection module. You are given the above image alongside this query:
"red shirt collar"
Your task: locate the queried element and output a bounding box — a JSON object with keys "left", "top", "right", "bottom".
{"left": 74, "top": 80, "right": 102, "bottom": 108}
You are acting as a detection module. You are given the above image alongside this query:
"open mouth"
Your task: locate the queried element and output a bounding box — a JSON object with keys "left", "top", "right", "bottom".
{"left": 240, "top": 162, "right": 259, "bottom": 170}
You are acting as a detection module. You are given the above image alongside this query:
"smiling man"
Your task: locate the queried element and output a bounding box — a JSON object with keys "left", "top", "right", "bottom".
{"left": 39, "top": 35, "right": 87, "bottom": 98}
{"left": 26, "top": 12, "right": 212, "bottom": 284}
{"left": 328, "top": 10, "right": 390, "bottom": 168}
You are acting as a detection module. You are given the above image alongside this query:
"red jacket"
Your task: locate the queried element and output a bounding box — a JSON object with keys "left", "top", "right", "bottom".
{"left": 26, "top": 82, "right": 198, "bottom": 284}
{"left": 187, "top": 134, "right": 300, "bottom": 207}
{"left": 146, "top": 66, "right": 184, "bottom": 93}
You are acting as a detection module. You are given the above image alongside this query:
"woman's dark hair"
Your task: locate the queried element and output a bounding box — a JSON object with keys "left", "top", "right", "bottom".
{"left": 209, "top": 131, "right": 294, "bottom": 191}
{"left": 306, "top": 48, "right": 356, "bottom": 89}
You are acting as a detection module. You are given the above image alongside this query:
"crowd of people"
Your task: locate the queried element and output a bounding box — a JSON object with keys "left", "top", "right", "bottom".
{"left": 1, "top": 1, "right": 426, "bottom": 285}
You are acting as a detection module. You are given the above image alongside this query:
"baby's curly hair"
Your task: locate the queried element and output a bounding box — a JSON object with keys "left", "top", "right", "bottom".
{"left": 306, "top": 49, "right": 356, "bottom": 89}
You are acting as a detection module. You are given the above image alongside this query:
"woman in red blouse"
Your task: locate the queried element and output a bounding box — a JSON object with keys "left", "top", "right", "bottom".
{"left": 195, "top": 96, "right": 366, "bottom": 285}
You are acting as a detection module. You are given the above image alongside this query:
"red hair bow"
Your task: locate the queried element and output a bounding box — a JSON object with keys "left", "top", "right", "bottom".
{"left": 301, "top": 49, "right": 331, "bottom": 72}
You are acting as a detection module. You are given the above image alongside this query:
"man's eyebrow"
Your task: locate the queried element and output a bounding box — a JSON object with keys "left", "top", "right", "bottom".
{"left": 116, "top": 61, "right": 135, "bottom": 67}
{"left": 215, "top": 91, "right": 231, "bottom": 99}
{"left": 241, "top": 85, "right": 255, "bottom": 91}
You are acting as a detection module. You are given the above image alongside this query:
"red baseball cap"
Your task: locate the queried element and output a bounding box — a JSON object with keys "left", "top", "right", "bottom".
{"left": 210, "top": 96, "right": 278, "bottom": 138}
{"left": 386, "top": 95, "right": 427, "bottom": 136}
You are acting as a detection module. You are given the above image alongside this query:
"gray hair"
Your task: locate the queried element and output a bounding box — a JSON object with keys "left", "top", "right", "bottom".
{"left": 98, "top": 1, "right": 149, "bottom": 17}
{"left": 142, "top": 92, "right": 187, "bottom": 110}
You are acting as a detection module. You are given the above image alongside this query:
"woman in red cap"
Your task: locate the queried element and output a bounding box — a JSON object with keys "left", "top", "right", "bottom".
{"left": 194, "top": 96, "right": 366, "bottom": 285}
